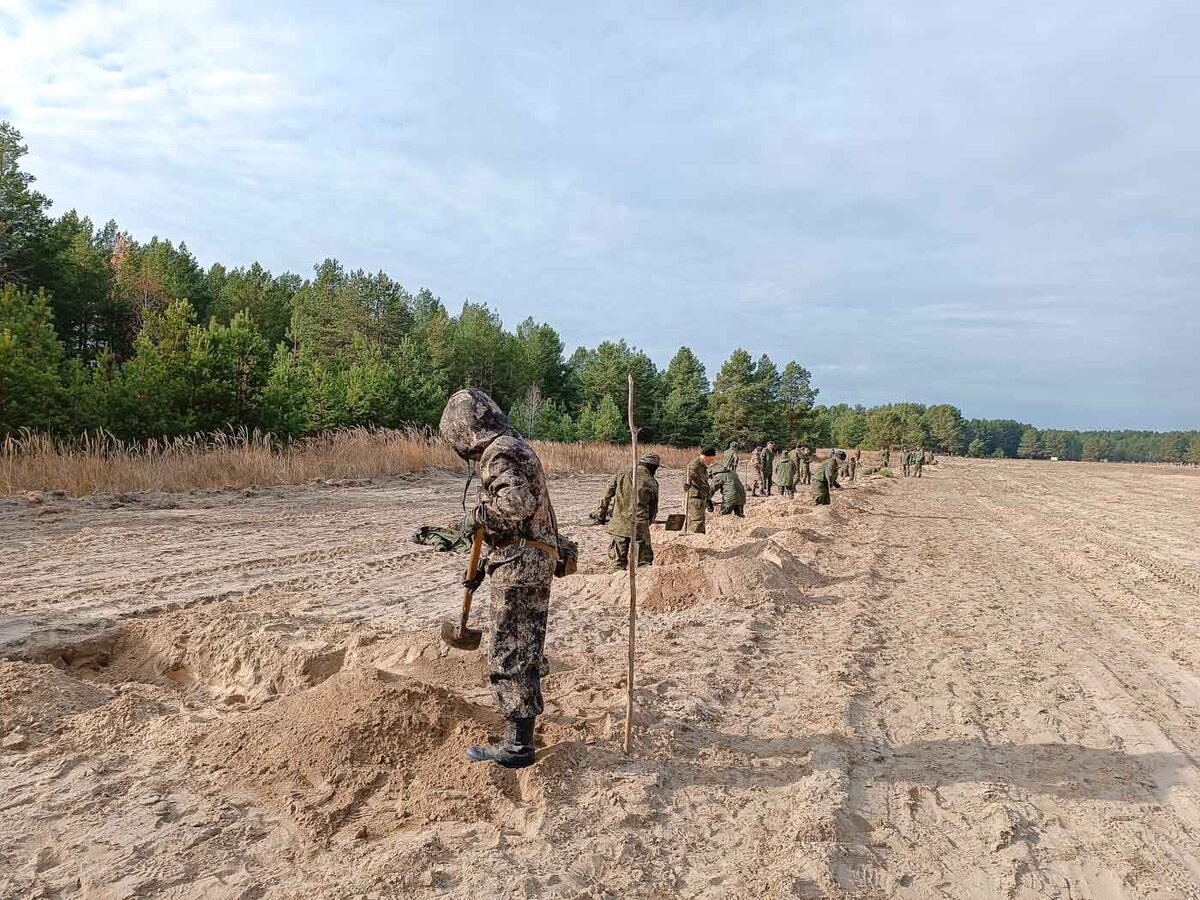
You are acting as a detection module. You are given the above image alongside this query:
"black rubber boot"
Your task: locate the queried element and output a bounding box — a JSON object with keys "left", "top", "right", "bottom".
{"left": 467, "top": 717, "right": 536, "bottom": 769}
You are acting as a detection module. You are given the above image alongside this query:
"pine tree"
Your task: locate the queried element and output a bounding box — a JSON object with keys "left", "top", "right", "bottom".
{"left": 659, "top": 346, "right": 709, "bottom": 446}
{"left": 0, "top": 285, "right": 65, "bottom": 434}
{"left": 778, "top": 361, "right": 818, "bottom": 446}
{"left": 1017, "top": 427, "right": 1041, "bottom": 459}
{"left": 709, "top": 348, "right": 758, "bottom": 443}
{"left": 0, "top": 121, "right": 52, "bottom": 287}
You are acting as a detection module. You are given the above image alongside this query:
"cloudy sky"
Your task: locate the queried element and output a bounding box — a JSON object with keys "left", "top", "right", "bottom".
{"left": 2, "top": 0, "right": 1197, "bottom": 429}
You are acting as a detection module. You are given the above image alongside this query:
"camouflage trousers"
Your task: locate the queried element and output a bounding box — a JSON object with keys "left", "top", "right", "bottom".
{"left": 686, "top": 497, "right": 707, "bottom": 534}
{"left": 813, "top": 482, "right": 831, "bottom": 505}
{"left": 800, "top": 466, "right": 811, "bottom": 485}
{"left": 719, "top": 503, "right": 745, "bottom": 517}
{"left": 487, "top": 550, "right": 554, "bottom": 719}
{"left": 777, "top": 485, "right": 795, "bottom": 498}
{"left": 609, "top": 535, "right": 654, "bottom": 569}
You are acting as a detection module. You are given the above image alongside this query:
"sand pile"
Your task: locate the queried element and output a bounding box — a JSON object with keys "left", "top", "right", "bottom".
{"left": 47, "top": 610, "right": 357, "bottom": 705}
{"left": 0, "top": 660, "right": 111, "bottom": 747}
{"left": 370, "top": 628, "right": 489, "bottom": 696}
{"left": 192, "top": 667, "right": 530, "bottom": 842}
{"left": 571, "top": 535, "right": 824, "bottom": 612}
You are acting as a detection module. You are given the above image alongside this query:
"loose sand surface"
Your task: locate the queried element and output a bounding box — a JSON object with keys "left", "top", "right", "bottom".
{"left": 2, "top": 459, "right": 1199, "bottom": 898}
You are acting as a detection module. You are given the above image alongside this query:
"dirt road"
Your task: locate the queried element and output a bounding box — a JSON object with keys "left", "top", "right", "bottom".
{"left": 2, "top": 459, "right": 1199, "bottom": 898}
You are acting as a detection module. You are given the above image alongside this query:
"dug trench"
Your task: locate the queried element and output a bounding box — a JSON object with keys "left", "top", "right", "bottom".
{"left": 6, "top": 460, "right": 1196, "bottom": 897}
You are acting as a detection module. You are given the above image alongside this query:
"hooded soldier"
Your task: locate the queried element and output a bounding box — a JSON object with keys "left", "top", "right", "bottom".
{"left": 595, "top": 452, "right": 661, "bottom": 569}
{"left": 440, "top": 388, "right": 557, "bottom": 769}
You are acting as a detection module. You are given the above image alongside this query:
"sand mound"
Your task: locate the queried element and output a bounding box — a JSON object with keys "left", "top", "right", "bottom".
{"left": 585, "top": 537, "right": 823, "bottom": 612}
{"left": 46, "top": 612, "right": 354, "bottom": 705}
{"left": 193, "top": 667, "right": 529, "bottom": 842}
{"left": 0, "top": 660, "right": 112, "bottom": 744}
{"left": 369, "top": 628, "right": 489, "bottom": 695}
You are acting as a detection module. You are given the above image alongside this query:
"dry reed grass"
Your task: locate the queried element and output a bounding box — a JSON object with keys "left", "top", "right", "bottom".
{"left": 1, "top": 428, "right": 695, "bottom": 498}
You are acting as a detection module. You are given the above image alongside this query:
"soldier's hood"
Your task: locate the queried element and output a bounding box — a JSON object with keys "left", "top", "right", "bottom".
{"left": 439, "top": 389, "right": 514, "bottom": 460}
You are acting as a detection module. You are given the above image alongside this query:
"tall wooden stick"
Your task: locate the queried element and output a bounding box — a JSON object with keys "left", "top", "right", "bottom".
{"left": 624, "top": 373, "right": 638, "bottom": 754}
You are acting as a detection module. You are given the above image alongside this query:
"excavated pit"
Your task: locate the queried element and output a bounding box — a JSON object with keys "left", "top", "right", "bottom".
{"left": 38, "top": 609, "right": 358, "bottom": 705}
{"left": 191, "top": 667, "right": 536, "bottom": 842}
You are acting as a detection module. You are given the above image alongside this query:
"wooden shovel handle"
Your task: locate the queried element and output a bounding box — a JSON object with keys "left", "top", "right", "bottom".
{"left": 459, "top": 528, "right": 485, "bottom": 633}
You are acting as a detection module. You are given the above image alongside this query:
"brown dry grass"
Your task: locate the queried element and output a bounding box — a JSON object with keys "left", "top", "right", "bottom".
{"left": 1, "top": 428, "right": 695, "bottom": 498}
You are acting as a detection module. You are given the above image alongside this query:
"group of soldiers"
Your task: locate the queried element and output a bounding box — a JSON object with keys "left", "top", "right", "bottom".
{"left": 881, "top": 445, "right": 931, "bottom": 477}
{"left": 435, "top": 386, "right": 926, "bottom": 771}
{"left": 589, "top": 440, "right": 850, "bottom": 572}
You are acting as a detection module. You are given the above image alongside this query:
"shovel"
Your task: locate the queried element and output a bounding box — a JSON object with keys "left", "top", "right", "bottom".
{"left": 441, "top": 529, "right": 485, "bottom": 650}
{"left": 581, "top": 514, "right": 684, "bottom": 530}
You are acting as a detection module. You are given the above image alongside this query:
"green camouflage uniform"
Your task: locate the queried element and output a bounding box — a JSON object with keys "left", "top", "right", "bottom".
{"left": 761, "top": 445, "right": 775, "bottom": 495}
{"left": 881, "top": 447, "right": 890, "bottom": 468}
{"left": 812, "top": 455, "right": 841, "bottom": 505}
{"left": 684, "top": 455, "right": 712, "bottom": 533}
{"left": 774, "top": 453, "right": 797, "bottom": 497}
{"left": 440, "top": 389, "right": 557, "bottom": 720}
{"left": 598, "top": 462, "right": 659, "bottom": 569}
{"left": 797, "top": 448, "right": 812, "bottom": 485}
{"left": 722, "top": 444, "right": 739, "bottom": 473}
{"left": 914, "top": 452, "right": 924, "bottom": 478}
{"left": 710, "top": 466, "right": 746, "bottom": 516}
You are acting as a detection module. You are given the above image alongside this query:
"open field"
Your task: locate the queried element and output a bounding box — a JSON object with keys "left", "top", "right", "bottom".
{"left": 2, "top": 458, "right": 1200, "bottom": 898}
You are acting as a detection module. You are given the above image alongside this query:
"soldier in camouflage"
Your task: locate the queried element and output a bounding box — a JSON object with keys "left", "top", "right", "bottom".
{"left": 722, "top": 440, "right": 740, "bottom": 473}
{"left": 749, "top": 444, "right": 764, "bottom": 497}
{"left": 774, "top": 449, "right": 797, "bottom": 498}
{"left": 761, "top": 441, "right": 776, "bottom": 495}
{"left": 596, "top": 453, "right": 661, "bottom": 569}
{"left": 797, "top": 446, "right": 813, "bottom": 485}
{"left": 881, "top": 446, "right": 891, "bottom": 469}
{"left": 813, "top": 449, "right": 846, "bottom": 505}
{"left": 440, "top": 389, "right": 558, "bottom": 769}
{"left": 709, "top": 463, "right": 747, "bottom": 516}
{"left": 684, "top": 447, "right": 717, "bottom": 533}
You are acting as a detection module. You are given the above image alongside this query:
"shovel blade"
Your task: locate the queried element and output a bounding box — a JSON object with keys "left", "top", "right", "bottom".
{"left": 663, "top": 513, "right": 685, "bottom": 531}
{"left": 440, "top": 620, "right": 483, "bottom": 651}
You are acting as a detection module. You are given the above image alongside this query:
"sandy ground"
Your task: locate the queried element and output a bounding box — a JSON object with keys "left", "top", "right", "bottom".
{"left": 2, "top": 459, "right": 1199, "bottom": 899}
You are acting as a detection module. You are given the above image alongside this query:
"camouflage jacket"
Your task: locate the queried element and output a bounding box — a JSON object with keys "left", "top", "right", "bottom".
{"left": 600, "top": 464, "right": 660, "bottom": 539}
{"left": 684, "top": 456, "right": 712, "bottom": 500}
{"left": 761, "top": 447, "right": 775, "bottom": 475}
{"left": 440, "top": 389, "right": 557, "bottom": 582}
{"left": 813, "top": 455, "right": 841, "bottom": 487}
{"left": 710, "top": 468, "right": 746, "bottom": 506}
{"left": 774, "top": 454, "right": 797, "bottom": 486}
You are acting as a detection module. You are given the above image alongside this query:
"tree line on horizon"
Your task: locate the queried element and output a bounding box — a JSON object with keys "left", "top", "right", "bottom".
{"left": 2, "top": 121, "right": 1197, "bottom": 464}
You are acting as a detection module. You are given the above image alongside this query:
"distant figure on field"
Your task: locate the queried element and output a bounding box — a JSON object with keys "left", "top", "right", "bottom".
{"left": 722, "top": 440, "right": 740, "bottom": 473}
{"left": 881, "top": 446, "right": 890, "bottom": 469}
{"left": 684, "top": 447, "right": 717, "bottom": 533}
{"left": 901, "top": 449, "right": 912, "bottom": 477}
{"left": 761, "top": 441, "right": 776, "bottom": 496}
{"left": 849, "top": 449, "right": 859, "bottom": 482}
{"left": 749, "top": 444, "right": 764, "bottom": 497}
{"left": 774, "top": 450, "right": 797, "bottom": 498}
{"left": 595, "top": 453, "right": 660, "bottom": 570}
{"left": 439, "top": 388, "right": 556, "bottom": 769}
{"left": 797, "top": 446, "right": 812, "bottom": 485}
{"left": 813, "top": 450, "right": 846, "bottom": 505}
{"left": 710, "top": 464, "right": 746, "bottom": 516}
{"left": 914, "top": 449, "right": 925, "bottom": 478}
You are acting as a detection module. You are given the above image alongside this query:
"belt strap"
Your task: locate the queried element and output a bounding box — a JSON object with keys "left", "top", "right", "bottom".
{"left": 493, "top": 536, "right": 559, "bottom": 557}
